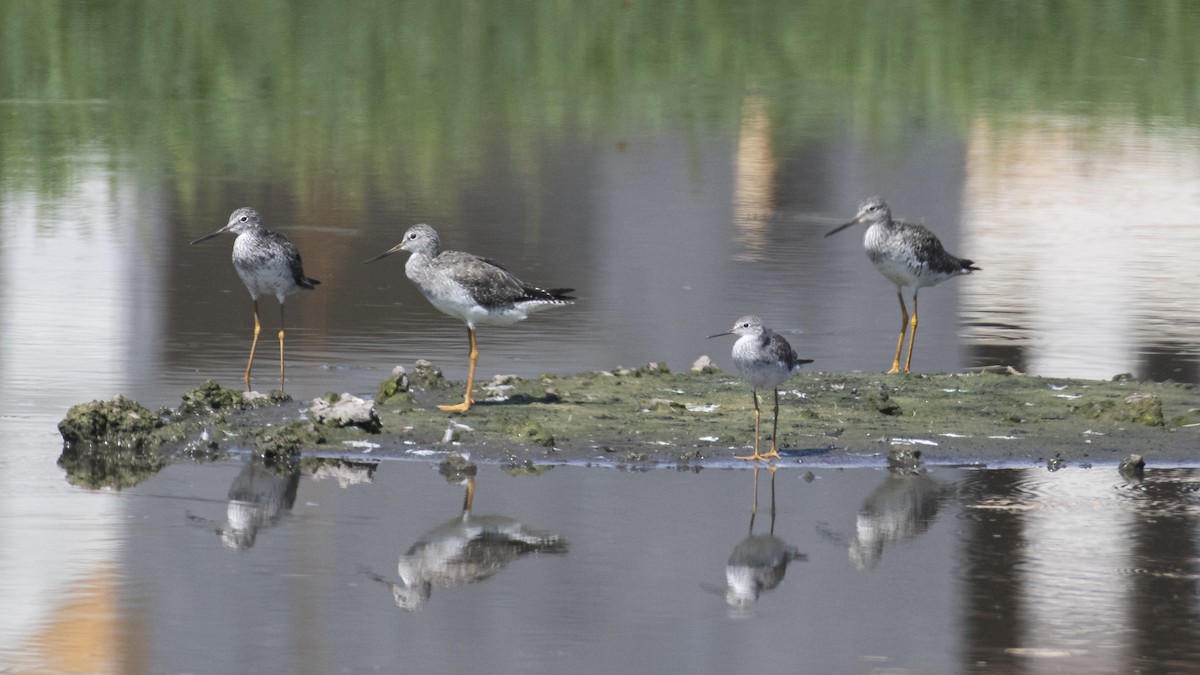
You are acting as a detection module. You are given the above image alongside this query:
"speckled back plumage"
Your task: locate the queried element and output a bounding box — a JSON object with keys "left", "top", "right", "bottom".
{"left": 400, "top": 223, "right": 574, "bottom": 327}
{"left": 723, "top": 316, "right": 813, "bottom": 390}
{"left": 224, "top": 208, "right": 320, "bottom": 303}
{"left": 854, "top": 197, "right": 978, "bottom": 289}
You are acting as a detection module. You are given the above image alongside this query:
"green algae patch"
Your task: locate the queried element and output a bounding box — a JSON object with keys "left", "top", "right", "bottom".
{"left": 58, "top": 368, "right": 1200, "bottom": 472}
{"left": 507, "top": 420, "right": 556, "bottom": 448}
{"left": 57, "top": 396, "right": 169, "bottom": 489}
{"left": 1072, "top": 393, "right": 1165, "bottom": 427}
{"left": 59, "top": 395, "right": 163, "bottom": 447}
{"left": 245, "top": 420, "right": 326, "bottom": 461}
{"left": 410, "top": 359, "right": 451, "bottom": 390}
{"left": 375, "top": 365, "right": 417, "bottom": 406}
{"left": 179, "top": 380, "right": 246, "bottom": 416}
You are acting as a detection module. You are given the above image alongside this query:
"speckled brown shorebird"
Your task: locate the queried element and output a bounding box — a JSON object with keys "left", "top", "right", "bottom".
{"left": 708, "top": 315, "right": 813, "bottom": 461}
{"left": 364, "top": 223, "right": 573, "bottom": 412}
{"left": 191, "top": 208, "right": 319, "bottom": 392}
{"left": 825, "top": 196, "right": 979, "bottom": 374}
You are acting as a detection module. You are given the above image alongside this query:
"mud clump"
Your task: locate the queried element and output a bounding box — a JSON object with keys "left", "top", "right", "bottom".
{"left": 691, "top": 356, "right": 719, "bottom": 374}
{"left": 1119, "top": 453, "right": 1146, "bottom": 482}
{"left": 57, "top": 396, "right": 168, "bottom": 489}
{"left": 59, "top": 395, "right": 164, "bottom": 447}
{"left": 887, "top": 448, "right": 922, "bottom": 471}
{"left": 247, "top": 420, "right": 325, "bottom": 462}
{"left": 617, "top": 362, "right": 670, "bottom": 377}
{"left": 376, "top": 365, "right": 416, "bottom": 406}
{"left": 411, "top": 360, "right": 450, "bottom": 389}
{"left": 1072, "top": 392, "right": 1165, "bottom": 427}
{"left": 179, "top": 380, "right": 246, "bottom": 416}
{"left": 508, "top": 420, "right": 556, "bottom": 448}
{"left": 868, "top": 386, "right": 902, "bottom": 416}
{"left": 1122, "top": 393, "right": 1165, "bottom": 426}
{"left": 242, "top": 389, "right": 294, "bottom": 408}
{"left": 310, "top": 393, "right": 382, "bottom": 433}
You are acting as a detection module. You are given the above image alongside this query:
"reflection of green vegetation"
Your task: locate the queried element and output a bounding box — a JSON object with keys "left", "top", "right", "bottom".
{"left": 3, "top": 1, "right": 1199, "bottom": 204}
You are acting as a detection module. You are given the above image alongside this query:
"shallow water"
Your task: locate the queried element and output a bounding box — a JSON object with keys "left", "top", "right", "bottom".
{"left": 5, "top": 3, "right": 1200, "bottom": 672}
{"left": 6, "top": 459, "right": 1199, "bottom": 674}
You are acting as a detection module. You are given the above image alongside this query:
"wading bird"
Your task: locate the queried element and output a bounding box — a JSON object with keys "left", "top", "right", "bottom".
{"left": 190, "top": 208, "right": 319, "bottom": 392}
{"left": 825, "top": 196, "right": 978, "bottom": 373}
{"left": 365, "top": 224, "right": 573, "bottom": 412}
{"left": 708, "top": 315, "right": 813, "bottom": 461}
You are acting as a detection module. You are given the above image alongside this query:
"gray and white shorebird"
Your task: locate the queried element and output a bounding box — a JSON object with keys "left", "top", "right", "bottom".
{"left": 825, "top": 196, "right": 979, "bottom": 374}
{"left": 191, "top": 208, "right": 319, "bottom": 392}
{"left": 368, "top": 476, "right": 568, "bottom": 612}
{"left": 708, "top": 315, "right": 813, "bottom": 461}
{"left": 725, "top": 466, "right": 805, "bottom": 610}
{"left": 364, "top": 223, "right": 574, "bottom": 413}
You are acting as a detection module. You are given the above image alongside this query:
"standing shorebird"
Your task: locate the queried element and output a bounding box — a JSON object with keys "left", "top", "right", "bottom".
{"left": 364, "top": 224, "right": 574, "bottom": 413}
{"left": 190, "top": 208, "right": 319, "bottom": 392}
{"left": 708, "top": 315, "right": 813, "bottom": 461}
{"left": 825, "top": 196, "right": 979, "bottom": 374}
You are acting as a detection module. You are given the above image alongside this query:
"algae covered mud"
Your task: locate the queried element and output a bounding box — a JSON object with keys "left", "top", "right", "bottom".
{"left": 57, "top": 360, "right": 1200, "bottom": 488}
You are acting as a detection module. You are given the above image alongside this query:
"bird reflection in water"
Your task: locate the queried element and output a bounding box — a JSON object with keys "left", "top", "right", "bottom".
{"left": 369, "top": 457, "right": 568, "bottom": 612}
{"left": 724, "top": 466, "right": 807, "bottom": 611}
{"left": 833, "top": 451, "right": 948, "bottom": 571}
{"left": 187, "top": 458, "right": 301, "bottom": 551}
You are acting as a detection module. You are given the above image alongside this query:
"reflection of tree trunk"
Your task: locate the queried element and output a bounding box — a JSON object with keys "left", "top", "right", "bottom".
{"left": 733, "top": 94, "right": 775, "bottom": 262}
{"left": 1127, "top": 469, "right": 1200, "bottom": 671}
{"left": 960, "top": 469, "right": 1026, "bottom": 673}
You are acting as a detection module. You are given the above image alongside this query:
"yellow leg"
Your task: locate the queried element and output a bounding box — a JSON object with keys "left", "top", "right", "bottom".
{"left": 736, "top": 389, "right": 775, "bottom": 461}
{"left": 244, "top": 300, "right": 261, "bottom": 391}
{"left": 888, "top": 289, "right": 910, "bottom": 374}
{"left": 761, "top": 388, "right": 782, "bottom": 460}
{"left": 462, "top": 476, "right": 476, "bottom": 513}
{"left": 439, "top": 326, "right": 478, "bottom": 412}
{"left": 748, "top": 464, "right": 760, "bottom": 531}
{"left": 767, "top": 465, "right": 777, "bottom": 533}
{"left": 277, "top": 303, "right": 286, "bottom": 393}
{"left": 903, "top": 292, "right": 919, "bottom": 373}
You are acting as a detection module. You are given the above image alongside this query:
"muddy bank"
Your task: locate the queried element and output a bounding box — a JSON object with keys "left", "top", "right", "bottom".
{"left": 57, "top": 361, "right": 1200, "bottom": 487}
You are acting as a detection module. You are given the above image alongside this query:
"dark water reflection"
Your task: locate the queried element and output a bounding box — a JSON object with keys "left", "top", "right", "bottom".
{"left": 188, "top": 458, "right": 302, "bottom": 551}
{"left": 723, "top": 466, "right": 806, "bottom": 611}
{"left": 9, "top": 460, "right": 1197, "bottom": 673}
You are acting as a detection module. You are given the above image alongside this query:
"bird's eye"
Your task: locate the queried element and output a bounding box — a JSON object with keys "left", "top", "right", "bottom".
{"left": 408, "top": 232, "right": 418, "bottom": 239}
{"left": 240, "top": 216, "right": 249, "bottom": 222}
{"left": 741, "top": 322, "right": 750, "bottom": 328}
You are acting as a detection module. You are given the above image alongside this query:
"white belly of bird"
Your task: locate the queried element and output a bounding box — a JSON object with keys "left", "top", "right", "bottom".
{"left": 233, "top": 259, "right": 296, "bottom": 303}
{"left": 870, "top": 254, "right": 927, "bottom": 288}
{"left": 732, "top": 336, "right": 793, "bottom": 390}
{"left": 422, "top": 288, "right": 545, "bottom": 327}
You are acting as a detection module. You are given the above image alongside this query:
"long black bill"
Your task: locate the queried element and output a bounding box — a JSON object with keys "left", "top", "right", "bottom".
{"left": 189, "top": 228, "right": 228, "bottom": 245}
{"left": 362, "top": 244, "right": 403, "bottom": 265}
{"left": 824, "top": 218, "right": 861, "bottom": 238}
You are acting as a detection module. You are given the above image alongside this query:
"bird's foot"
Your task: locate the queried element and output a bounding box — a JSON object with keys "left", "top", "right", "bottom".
{"left": 734, "top": 451, "right": 779, "bottom": 462}
{"left": 438, "top": 400, "right": 473, "bottom": 413}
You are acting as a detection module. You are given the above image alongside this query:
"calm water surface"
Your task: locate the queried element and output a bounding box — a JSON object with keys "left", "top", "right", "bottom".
{"left": 4, "top": 2, "right": 1200, "bottom": 672}
{"left": 6, "top": 460, "right": 1200, "bottom": 674}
